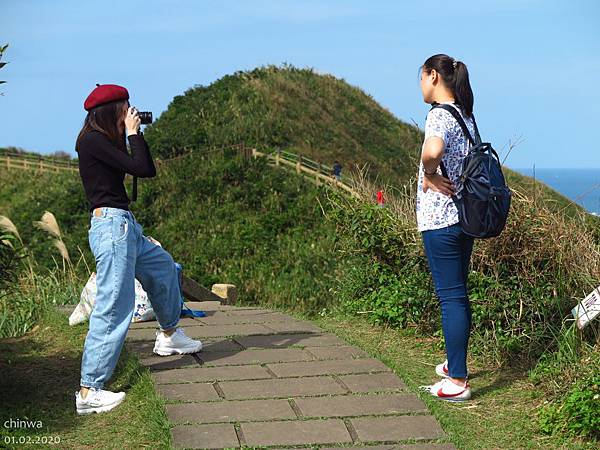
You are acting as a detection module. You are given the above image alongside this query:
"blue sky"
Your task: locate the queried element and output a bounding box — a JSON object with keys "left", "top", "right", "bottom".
{"left": 1, "top": 0, "right": 599, "bottom": 169}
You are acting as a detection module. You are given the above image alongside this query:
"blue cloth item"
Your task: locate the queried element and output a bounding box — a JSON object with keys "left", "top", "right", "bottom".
{"left": 180, "top": 307, "right": 206, "bottom": 318}
{"left": 421, "top": 223, "right": 475, "bottom": 379}
{"left": 80, "top": 207, "right": 183, "bottom": 390}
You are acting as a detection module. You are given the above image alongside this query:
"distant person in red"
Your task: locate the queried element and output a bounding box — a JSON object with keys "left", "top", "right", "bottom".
{"left": 377, "top": 190, "right": 385, "bottom": 208}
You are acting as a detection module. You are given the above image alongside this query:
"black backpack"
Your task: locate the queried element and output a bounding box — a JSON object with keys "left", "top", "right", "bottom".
{"left": 430, "top": 103, "right": 512, "bottom": 238}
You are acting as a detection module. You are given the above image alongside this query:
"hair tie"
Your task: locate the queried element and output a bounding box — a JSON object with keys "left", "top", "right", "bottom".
{"left": 452, "top": 59, "right": 458, "bottom": 69}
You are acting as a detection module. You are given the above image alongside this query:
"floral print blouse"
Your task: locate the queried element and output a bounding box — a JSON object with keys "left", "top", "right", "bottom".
{"left": 416, "top": 102, "right": 477, "bottom": 232}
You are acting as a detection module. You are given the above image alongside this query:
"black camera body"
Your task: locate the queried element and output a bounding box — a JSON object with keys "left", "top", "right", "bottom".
{"left": 137, "top": 111, "right": 153, "bottom": 125}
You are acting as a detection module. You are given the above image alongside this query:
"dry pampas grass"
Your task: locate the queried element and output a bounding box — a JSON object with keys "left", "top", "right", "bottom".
{"left": 33, "top": 211, "right": 62, "bottom": 239}
{"left": 33, "top": 211, "right": 70, "bottom": 264}
{"left": 0, "top": 215, "right": 23, "bottom": 245}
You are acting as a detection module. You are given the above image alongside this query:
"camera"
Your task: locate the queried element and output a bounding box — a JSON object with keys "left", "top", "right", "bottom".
{"left": 137, "top": 111, "right": 153, "bottom": 125}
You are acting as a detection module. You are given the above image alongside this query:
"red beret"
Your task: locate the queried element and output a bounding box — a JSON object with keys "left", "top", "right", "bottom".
{"left": 84, "top": 83, "right": 129, "bottom": 111}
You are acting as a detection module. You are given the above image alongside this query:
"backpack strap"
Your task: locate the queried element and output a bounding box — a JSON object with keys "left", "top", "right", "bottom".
{"left": 428, "top": 103, "right": 482, "bottom": 180}
{"left": 430, "top": 103, "right": 481, "bottom": 146}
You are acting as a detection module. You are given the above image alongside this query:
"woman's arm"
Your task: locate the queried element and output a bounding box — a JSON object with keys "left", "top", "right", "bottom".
{"left": 421, "top": 108, "right": 455, "bottom": 197}
{"left": 421, "top": 136, "right": 445, "bottom": 175}
{"left": 80, "top": 131, "right": 156, "bottom": 178}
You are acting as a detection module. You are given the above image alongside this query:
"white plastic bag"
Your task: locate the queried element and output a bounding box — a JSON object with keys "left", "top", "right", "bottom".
{"left": 69, "top": 236, "right": 163, "bottom": 326}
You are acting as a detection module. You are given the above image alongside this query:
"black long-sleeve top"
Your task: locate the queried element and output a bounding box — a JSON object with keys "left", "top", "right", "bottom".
{"left": 76, "top": 130, "right": 156, "bottom": 212}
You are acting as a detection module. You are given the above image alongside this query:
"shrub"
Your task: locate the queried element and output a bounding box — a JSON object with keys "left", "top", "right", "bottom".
{"left": 538, "top": 354, "right": 600, "bottom": 440}
{"left": 325, "top": 171, "right": 600, "bottom": 361}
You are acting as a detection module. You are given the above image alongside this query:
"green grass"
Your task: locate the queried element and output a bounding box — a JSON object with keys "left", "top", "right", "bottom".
{"left": 0, "top": 304, "right": 171, "bottom": 449}
{"left": 290, "top": 308, "right": 598, "bottom": 450}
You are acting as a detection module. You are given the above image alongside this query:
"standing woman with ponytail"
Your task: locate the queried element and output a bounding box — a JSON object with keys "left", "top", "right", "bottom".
{"left": 417, "top": 54, "right": 477, "bottom": 401}
{"left": 74, "top": 84, "right": 203, "bottom": 415}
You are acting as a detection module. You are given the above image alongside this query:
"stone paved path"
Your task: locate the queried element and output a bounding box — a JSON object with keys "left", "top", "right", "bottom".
{"left": 122, "top": 300, "right": 457, "bottom": 450}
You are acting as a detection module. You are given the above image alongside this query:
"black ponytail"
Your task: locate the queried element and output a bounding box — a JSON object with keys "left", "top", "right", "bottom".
{"left": 421, "top": 54, "right": 474, "bottom": 117}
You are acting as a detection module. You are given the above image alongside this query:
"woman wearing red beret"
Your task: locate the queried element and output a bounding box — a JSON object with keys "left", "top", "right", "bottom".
{"left": 74, "top": 84, "right": 202, "bottom": 415}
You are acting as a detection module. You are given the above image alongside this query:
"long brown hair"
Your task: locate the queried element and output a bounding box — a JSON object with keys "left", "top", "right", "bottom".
{"left": 76, "top": 99, "right": 129, "bottom": 153}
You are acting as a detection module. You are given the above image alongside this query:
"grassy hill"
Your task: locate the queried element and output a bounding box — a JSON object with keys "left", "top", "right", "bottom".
{"left": 144, "top": 64, "right": 589, "bottom": 217}
{"left": 144, "top": 65, "right": 423, "bottom": 186}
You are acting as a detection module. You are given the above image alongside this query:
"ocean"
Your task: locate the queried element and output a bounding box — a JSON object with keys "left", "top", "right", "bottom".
{"left": 512, "top": 168, "right": 600, "bottom": 216}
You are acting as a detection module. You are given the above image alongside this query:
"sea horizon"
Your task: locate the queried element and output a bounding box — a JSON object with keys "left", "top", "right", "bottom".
{"left": 511, "top": 167, "right": 600, "bottom": 215}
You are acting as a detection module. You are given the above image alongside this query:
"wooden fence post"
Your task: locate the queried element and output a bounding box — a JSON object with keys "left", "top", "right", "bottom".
{"left": 275, "top": 150, "right": 281, "bottom": 166}
{"left": 296, "top": 155, "right": 302, "bottom": 174}
{"left": 6, "top": 155, "right": 10, "bottom": 171}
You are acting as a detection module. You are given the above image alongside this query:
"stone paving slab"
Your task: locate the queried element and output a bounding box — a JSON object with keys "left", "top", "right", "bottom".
{"left": 241, "top": 419, "right": 353, "bottom": 446}
{"left": 197, "top": 311, "right": 292, "bottom": 325}
{"left": 339, "top": 372, "right": 408, "bottom": 393}
{"left": 156, "top": 382, "right": 221, "bottom": 402}
{"left": 139, "top": 353, "right": 199, "bottom": 371}
{"left": 166, "top": 398, "right": 297, "bottom": 424}
{"left": 183, "top": 323, "right": 277, "bottom": 339}
{"left": 305, "top": 345, "right": 370, "bottom": 360}
{"left": 267, "top": 358, "right": 391, "bottom": 378}
{"left": 218, "top": 375, "right": 347, "bottom": 400}
{"left": 152, "top": 364, "right": 273, "bottom": 384}
{"left": 294, "top": 393, "right": 427, "bottom": 418}
{"left": 351, "top": 416, "right": 446, "bottom": 442}
{"left": 262, "top": 320, "right": 325, "bottom": 333}
{"left": 171, "top": 423, "right": 239, "bottom": 449}
{"left": 234, "top": 332, "right": 347, "bottom": 348}
{"left": 198, "top": 348, "right": 315, "bottom": 366}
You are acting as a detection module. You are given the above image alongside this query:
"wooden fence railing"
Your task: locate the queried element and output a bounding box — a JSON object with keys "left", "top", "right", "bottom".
{"left": 0, "top": 151, "right": 79, "bottom": 173}
{"left": 250, "top": 148, "right": 360, "bottom": 198}
{"left": 0, "top": 145, "right": 361, "bottom": 199}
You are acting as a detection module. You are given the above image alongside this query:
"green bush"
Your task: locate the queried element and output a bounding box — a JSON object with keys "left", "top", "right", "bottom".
{"left": 133, "top": 152, "right": 340, "bottom": 314}
{"left": 539, "top": 366, "right": 600, "bottom": 440}
{"left": 325, "top": 188, "right": 600, "bottom": 361}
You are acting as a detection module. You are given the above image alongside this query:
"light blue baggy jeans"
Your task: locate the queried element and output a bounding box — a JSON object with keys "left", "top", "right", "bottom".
{"left": 80, "top": 207, "right": 182, "bottom": 390}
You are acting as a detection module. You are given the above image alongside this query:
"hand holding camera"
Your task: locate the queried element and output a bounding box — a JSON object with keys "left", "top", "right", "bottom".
{"left": 125, "top": 107, "right": 153, "bottom": 136}
{"left": 125, "top": 107, "right": 141, "bottom": 136}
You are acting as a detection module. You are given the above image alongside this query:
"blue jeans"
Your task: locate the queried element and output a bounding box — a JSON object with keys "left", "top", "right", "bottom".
{"left": 421, "top": 223, "right": 475, "bottom": 379}
{"left": 80, "top": 207, "right": 182, "bottom": 389}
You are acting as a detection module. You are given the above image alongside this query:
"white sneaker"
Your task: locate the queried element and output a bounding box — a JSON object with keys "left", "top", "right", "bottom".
{"left": 419, "top": 378, "right": 472, "bottom": 402}
{"left": 75, "top": 387, "right": 126, "bottom": 415}
{"left": 435, "top": 359, "right": 469, "bottom": 379}
{"left": 153, "top": 327, "right": 203, "bottom": 356}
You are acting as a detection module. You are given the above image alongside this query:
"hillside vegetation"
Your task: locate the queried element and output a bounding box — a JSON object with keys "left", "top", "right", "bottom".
{"left": 144, "top": 65, "right": 589, "bottom": 217}
{"left": 144, "top": 64, "right": 422, "bottom": 186}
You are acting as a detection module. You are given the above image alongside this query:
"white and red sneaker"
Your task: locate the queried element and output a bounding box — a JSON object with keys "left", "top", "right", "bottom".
{"left": 420, "top": 378, "right": 472, "bottom": 402}
{"left": 435, "top": 359, "right": 469, "bottom": 379}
